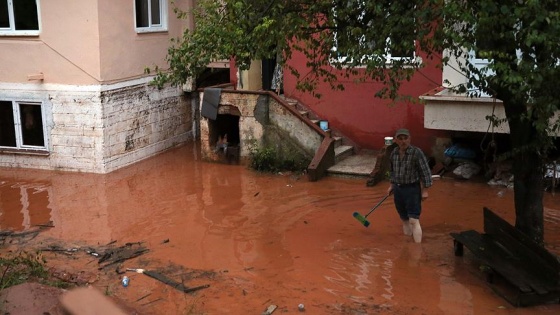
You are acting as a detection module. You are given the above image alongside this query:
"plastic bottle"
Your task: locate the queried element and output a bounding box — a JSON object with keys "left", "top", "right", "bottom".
{"left": 122, "top": 276, "right": 129, "bottom": 287}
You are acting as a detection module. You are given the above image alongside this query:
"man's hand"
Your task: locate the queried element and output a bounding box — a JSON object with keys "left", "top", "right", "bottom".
{"left": 387, "top": 185, "right": 393, "bottom": 195}
{"left": 421, "top": 190, "right": 428, "bottom": 201}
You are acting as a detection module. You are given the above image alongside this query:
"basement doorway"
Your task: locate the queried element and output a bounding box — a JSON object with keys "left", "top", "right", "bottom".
{"left": 208, "top": 110, "right": 241, "bottom": 163}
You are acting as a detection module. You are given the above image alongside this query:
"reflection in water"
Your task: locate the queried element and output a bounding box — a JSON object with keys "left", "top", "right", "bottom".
{"left": 323, "top": 242, "right": 395, "bottom": 305}
{"left": 546, "top": 207, "right": 560, "bottom": 224}
{"left": 438, "top": 275, "right": 474, "bottom": 314}
{"left": 434, "top": 255, "right": 475, "bottom": 313}
{"left": 0, "top": 180, "right": 52, "bottom": 231}
{"left": 545, "top": 207, "right": 560, "bottom": 253}
{"left": 354, "top": 252, "right": 374, "bottom": 292}
{"left": 380, "top": 258, "right": 394, "bottom": 302}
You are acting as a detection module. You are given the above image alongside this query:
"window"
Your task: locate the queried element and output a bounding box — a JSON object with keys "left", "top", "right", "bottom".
{"left": 466, "top": 51, "right": 493, "bottom": 97}
{"left": 332, "top": 1, "right": 417, "bottom": 65}
{"left": 472, "top": 49, "right": 491, "bottom": 74}
{"left": 0, "top": 101, "right": 47, "bottom": 151}
{"left": 0, "top": 0, "right": 40, "bottom": 36}
{"left": 134, "top": 0, "right": 167, "bottom": 33}
{"left": 468, "top": 37, "right": 494, "bottom": 96}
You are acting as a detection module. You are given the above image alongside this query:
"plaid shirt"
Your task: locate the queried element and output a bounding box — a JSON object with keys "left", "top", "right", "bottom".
{"left": 390, "top": 145, "right": 433, "bottom": 188}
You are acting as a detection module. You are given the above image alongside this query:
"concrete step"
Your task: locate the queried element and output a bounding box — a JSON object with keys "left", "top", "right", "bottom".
{"left": 327, "top": 153, "right": 378, "bottom": 178}
{"left": 286, "top": 99, "right": 298, "bottom": 107}
{"left": 334, "top": 145, "right": 354, "bottom": 163}
{"left": 333, "top": 136, "right": 343, "bottom": 147}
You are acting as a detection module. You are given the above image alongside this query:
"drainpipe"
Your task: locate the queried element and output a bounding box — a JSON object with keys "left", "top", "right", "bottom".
{"left": 192, "top": 92, "right": 200, "bottom": 140}
{"left": 187, "top": 0, "right": 195, "bottom": 30}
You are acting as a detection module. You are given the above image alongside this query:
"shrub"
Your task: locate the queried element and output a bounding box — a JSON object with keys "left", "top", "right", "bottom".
{"left": 249, "top": 145, "right": 308, "bottom": 173}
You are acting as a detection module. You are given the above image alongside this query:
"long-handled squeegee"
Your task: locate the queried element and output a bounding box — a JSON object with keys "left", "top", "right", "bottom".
{"left": 353, "top": 193, "right": 391, "bottom": 227}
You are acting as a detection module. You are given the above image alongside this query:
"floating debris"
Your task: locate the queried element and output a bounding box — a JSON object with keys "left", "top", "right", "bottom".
{"left": 142, "top": 270, "right": 210, "bottom": 294}
{"left": 262, "top": 304, "right": 277, "bottom": 315}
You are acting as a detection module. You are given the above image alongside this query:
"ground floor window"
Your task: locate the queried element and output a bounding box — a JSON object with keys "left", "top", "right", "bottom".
{"left": 0, "top": 100, "right": 46, "bottom": 150}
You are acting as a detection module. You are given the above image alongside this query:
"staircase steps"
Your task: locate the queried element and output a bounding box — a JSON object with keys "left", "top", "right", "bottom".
{"left": 334, "top": 145, "right": 354, "bottom": 163}
{"left": 281, "top": 96, "right": 378, "bottom": 179}
{"left": 327, "top": 154, "right": 378, "bottom": 178}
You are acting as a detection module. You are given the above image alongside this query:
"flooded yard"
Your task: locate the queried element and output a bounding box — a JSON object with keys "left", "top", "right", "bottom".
{"left": 1, "top": 142, "right": 560, "bottom": 314}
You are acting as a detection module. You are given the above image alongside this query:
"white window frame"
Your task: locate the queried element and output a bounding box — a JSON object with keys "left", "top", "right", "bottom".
{"left": 332, "top": 37, "right": 419, "bottom": 68}
{"left": 0, "top": 100, "right": 48, "bottom": 152}
{"left": 0, "top": 0, "right": 41, "bottom": 36}
{"left": 134, "top": 0, "right": 168, "bottom": 33}
{"left": 467, "top": 50, "right": 493, "bottom": 96}
{"left": 383, "top": 37, "right": 417, "bottom": 64}
{"left": 330, "top": 1, "right": 420, "bottom": 67}
{"left": 471, "top": 50, "right": 490, "bottom": 71}
{"left": 15, "top": 182, "right": 54, "bottom": 230}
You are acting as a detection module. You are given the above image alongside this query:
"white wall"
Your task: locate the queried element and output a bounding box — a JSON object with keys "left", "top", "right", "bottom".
{"left": 423, "top": 92, "right": 509, "bottom": 134}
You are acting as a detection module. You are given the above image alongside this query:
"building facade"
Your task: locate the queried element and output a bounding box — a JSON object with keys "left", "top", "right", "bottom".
{"left": 0, "top": 0, "right": 196, "bottom": 173}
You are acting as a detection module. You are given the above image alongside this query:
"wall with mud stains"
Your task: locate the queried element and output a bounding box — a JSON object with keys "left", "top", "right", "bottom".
{"left": 100, "top": 83, "right": 193, "bottom": 172}
{"left": 0, "top": 79, "right": 193, "bottom": 173}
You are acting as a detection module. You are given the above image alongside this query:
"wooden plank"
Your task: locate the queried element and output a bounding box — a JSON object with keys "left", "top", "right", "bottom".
{"left": 451, "top": 230, "right": 533, "bottom": 293}
{"left": 142, "top": 270, "right": 210, "bottom": 294}
{"left": 491, "top": 232, "right": 557, "bottom": 293}
{"left": 453, "top": 230, "right": 557, "bottom": 295}
{"left": 517, "top": 290, "right": 560, "bottom": 307}
{"left": 451, "top": 208, "right": 560, "bottom": 306}
{"left": 483, "top": 208, "right": 560, "bottom": 290}
{"left": 484, "top": 207, "right": 560, "bottom": 273}
{"left": 261, "top": 304, "right": 277, "bottom": 315}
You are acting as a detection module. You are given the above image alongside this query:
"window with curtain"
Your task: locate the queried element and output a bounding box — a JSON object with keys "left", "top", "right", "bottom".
{"left": 135, "top": 0, "right": 167, "bottom": 33}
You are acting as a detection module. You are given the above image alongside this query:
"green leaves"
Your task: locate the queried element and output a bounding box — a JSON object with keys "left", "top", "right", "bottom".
{"left": 155, "top": 1, "right": 560, "bottom": 152}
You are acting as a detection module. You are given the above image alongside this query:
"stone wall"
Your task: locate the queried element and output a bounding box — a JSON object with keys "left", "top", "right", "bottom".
{"left": 199, "top": 90, "right": 324, "bottom": 166}
{"left": 49, "top": 88, "right": 103, "bottom": 172}
{"left": 101, "top": 83, "right": 192, "bottom": 172}
{"left": 199, "top": 91, "right": 265, "bottom": 164}
{"left": 268, "top": 97, "right": 322, "bottom": 156}
{"left": 0, "top": 79, "right": 193, "bottom": 173}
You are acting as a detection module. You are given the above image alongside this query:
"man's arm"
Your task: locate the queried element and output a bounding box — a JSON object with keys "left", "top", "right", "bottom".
{"left": 416, "top": 148, "right": 432, "bottom": 200}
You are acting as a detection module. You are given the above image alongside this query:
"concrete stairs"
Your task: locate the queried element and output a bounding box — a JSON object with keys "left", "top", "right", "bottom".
{"left": 283, "top": 97, "right": 378, "bottom": 179}
{"left": 328, "top": 140, "right": 378, "bottom": 179}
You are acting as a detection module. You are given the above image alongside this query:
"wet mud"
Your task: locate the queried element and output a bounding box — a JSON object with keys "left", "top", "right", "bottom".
{"left": 1, "top": 143, "right": 560, "bottom": 314}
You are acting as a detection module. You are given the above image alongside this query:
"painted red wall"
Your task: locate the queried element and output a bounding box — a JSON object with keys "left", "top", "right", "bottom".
{"left": 282, "top": 50, "right": 446, "bottom": 153}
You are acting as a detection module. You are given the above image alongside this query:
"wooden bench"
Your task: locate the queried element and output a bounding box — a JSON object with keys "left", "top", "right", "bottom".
{"left": 451, "top": 207, "right": 560, "bottom": 307}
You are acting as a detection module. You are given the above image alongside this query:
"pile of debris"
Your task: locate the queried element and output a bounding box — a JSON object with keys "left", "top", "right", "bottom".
{"left": 39, "top": 240, "right": 211, "bottom": 294}
{"left": 432, "top": 143, "right": 514, "bottom": 188}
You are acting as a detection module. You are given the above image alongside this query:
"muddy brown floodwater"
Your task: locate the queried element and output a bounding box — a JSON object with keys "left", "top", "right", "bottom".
{"left": 1, "top": 142, "right": 560, "bottom": 315}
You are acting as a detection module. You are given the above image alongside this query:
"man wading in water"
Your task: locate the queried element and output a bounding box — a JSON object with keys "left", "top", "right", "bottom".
{"left": 387, "top": 129, "right": 432, "bottom": 243}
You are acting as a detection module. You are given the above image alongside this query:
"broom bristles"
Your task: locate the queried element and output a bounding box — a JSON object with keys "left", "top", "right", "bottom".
{"left": 352, "top": 212, "right": 370, "bottom": 227}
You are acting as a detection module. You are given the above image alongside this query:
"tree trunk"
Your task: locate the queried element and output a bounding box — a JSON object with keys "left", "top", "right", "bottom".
{"left": 499, "top": 89, "right": 545, "bottom": 244}
{"left": 512, "top": 151, "right": 544, "bottom": 244}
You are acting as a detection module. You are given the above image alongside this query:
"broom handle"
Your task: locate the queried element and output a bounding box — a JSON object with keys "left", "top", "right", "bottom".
{"left": 365, "top": 193, "right": 391, "bottom": 218}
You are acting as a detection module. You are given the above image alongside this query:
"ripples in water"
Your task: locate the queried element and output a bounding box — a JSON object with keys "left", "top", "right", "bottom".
{"left": 323, "top": 243, "right": 394, "bottom": 305}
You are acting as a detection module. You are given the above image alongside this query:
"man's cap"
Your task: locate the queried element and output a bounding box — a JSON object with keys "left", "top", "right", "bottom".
{"left": 395, "top": 128, "right": 410, "bottom": 137}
